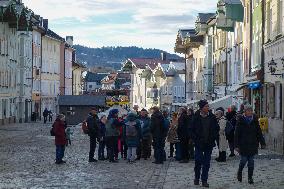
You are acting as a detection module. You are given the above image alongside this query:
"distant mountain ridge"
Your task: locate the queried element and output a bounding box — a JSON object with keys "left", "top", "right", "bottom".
{"left": 74, "top": 45, "right": 182, "bottom": 70}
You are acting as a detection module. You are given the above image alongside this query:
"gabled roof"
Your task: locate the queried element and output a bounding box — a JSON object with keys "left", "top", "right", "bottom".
{"left": 129, "top": 58, "right": 170, "bottom": 69}
{"left": 85, "top": 72, "right": 109, "bottom": 83}
{"left": 58, "top": 95, "right": 105, "bottom": 106}
{"left": 196, "top": 13, "right": 216, "bottom": 24}
{"left": 46, "top": 29, "right": 65, "bottom": 42}
{"left": 178, "top": 29, "right": 196, "bottom": 39}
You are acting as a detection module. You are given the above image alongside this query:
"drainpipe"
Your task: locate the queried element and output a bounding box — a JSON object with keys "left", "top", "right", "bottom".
{"left": 185, "top": 51, "right": 187, "bottom": 104}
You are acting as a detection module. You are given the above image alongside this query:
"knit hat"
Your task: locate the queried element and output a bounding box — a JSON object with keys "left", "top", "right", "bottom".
{"left": 198, "top": 100, "right": 208, "bottom": 109}
{"left": 243, "top": 104, "right": 253, "bottom": 111}
{"left": 216, "top": 107, "right": 225, "bottom": 113}
{"left": 141, "top": 108, "right": 148, "bottom": 112}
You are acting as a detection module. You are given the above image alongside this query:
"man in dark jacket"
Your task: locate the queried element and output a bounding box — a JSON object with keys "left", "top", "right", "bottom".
{"left": 226, "top": 105, "right": 237, "bottom": 157}
{"left": 190, "top": 100, "right": 219, "bottom": 187}
{"left": 235, "top": 104, "right": 265, "bottom": 184}
{"left": 177, "top": 107, "right": 190, "bottom": 163}
{"left": 54, "top": 114, "right": 67, "bottom": 164}
{"left": 140, "top": 109, "right": 152, "bottom": 160}
{"left": 150, "top": 106, "right": 166, "bottom": 164}
{"left": 87, "top": 107, "right": 100, "bottom": 162}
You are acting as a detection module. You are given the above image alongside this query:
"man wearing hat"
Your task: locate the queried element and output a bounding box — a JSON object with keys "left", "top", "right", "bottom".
{"left": 190, "top": 100, "right": 219, "bottom": 187}
{"left": 87, "top": 107, "right": 100, "bottom": 162}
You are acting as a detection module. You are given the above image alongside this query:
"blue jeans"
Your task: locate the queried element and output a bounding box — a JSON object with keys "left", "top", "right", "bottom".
{"left": 98, "top": 141, "right": 106, "bottom": 159}
{"left": 194, "top": 147, "right": 213, "bottom": 182}
{"left": 56, "top": 145, "right": 65, "bottom": 162}
{"left": 239, "top": 155, "right": 254, "bottom": 170}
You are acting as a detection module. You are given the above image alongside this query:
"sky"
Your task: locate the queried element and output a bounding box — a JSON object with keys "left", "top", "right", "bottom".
{"left": 22, "top": 0, "right": 217, "bottom": 53}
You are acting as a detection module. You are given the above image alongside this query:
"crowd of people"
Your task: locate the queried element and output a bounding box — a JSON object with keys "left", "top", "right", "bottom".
{"left": 51, "top": 99, "right": 266, "bottom": 187}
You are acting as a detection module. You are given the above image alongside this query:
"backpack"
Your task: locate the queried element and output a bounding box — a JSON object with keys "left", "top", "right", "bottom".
{"left": 82, "top": 120, "right": 89, "bottom": 134}
{"left": 225, "top": 120, "right": 234, "bottom": 137}
{"left": 125, "top": 121, "right": 138, "bottom": 137}
{"left": 50, "top": 123, "right": 55, "bottom": 136}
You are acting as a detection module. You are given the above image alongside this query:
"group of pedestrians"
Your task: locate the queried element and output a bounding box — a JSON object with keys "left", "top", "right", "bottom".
{"left": 51, "top": 99, "right": 266, "bottom": 188}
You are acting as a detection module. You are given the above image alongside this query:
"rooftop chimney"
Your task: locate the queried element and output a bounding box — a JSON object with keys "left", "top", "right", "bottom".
{"left": 43, "top": 19, "right": 48, "bottom": 31}
{"left": 66, "top": 36, "right": 73, "bottom": 46}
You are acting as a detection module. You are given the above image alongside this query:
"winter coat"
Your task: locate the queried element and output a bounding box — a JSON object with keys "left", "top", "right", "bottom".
{"left": 217, "top": 116, "right": 228, "bottom": 152}
{"left": 190, "top": 110, "right": 219, "bottom": 150}
{"left": 140, "top": 116, "right": 152, "bottom": 140}
{"left": 167, "top": 120, "right": 179, "bottom": 143}
{"left": 235, "top": 115, "right": 266, "bottom": 156}
{"left": 105, "top": 118, "right": 120, "bottom": 137}
{"left": 86, "top": 113, "right": 100, "bottom": 138}
{"left": 150, "top": 111, "right": 166, "bottom": 139}
{"left": 54, "top": 119, "right": 67, "bottom": 145}
{"left": 225, "top": 111, "right": 237, "bottom": 142}
{"left": 123, "top": 113, "right": 142, "bottom": 147}
{"left": 177, "top": 112, "right": 189, "bottom": 140}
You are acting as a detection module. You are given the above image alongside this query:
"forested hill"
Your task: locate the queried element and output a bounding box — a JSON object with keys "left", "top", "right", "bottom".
{"left": 74, "top": 45, "right": 182, "bottom": 70}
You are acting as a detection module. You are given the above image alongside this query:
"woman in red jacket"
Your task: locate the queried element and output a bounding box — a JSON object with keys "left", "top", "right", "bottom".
{"left": 54, "top": 114, "right": 67, "bottom": 164}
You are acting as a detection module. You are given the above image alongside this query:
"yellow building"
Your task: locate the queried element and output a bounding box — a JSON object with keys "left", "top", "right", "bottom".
{"left": 72, "top": 62, "right": 85, "bottom": 95}
{"left": 41, "top": 24, "right": 65, "bottom": 116}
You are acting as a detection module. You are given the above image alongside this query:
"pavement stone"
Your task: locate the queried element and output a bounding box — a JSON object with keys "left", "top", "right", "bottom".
{"left": 0, "top": 122, "right": 283, "bottom": 189}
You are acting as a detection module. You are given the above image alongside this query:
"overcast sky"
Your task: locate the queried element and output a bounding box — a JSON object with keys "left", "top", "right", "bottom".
{"left": 23, "top": 0, "right": 217, "bottom": 53}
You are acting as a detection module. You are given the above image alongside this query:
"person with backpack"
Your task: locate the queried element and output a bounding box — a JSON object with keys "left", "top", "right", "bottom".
{"left": 105, "top": 109, "right": 121, "bottom": 163}
{"left": 190, "top": 100, "right": 219, "bottom": 187}
{"left": 87, "top": 107, "right": 100, "bottom": 162}
{"left": 215, "top": 109, "right": 228, "bottom": 162}
{"left": 235, "top": 104, "right": 266, "bottom": 184}
{"left": 123, "top": 111, "right": 142, "bottom": 163}
{"left": 53, "top": 114, "right": 67, "bottom": 164}
{"left": 98, "top": 114, "right": 107, "bottom": 160}
{"left": 150, "top": 106, "right": 166, "bottom": 164}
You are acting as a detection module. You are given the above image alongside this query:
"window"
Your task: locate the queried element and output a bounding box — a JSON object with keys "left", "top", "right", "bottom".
{"left": 89, "top": 85, "right": 92, "bottom": 88}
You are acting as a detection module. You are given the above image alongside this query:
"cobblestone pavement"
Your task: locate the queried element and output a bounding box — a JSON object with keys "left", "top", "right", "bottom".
{"left": 0, "top": 122, "right": 283, "bottom": 189}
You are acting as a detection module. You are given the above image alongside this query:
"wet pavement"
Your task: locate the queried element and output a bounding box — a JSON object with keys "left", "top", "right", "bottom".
{"left": 0, "top": 122, "right": 283, "bottom": 189}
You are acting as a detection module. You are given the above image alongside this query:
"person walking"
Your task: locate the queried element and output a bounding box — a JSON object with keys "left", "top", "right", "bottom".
{"left": 177, "top": 107, "right": 190, "bottom": 163}
{"left": 140, "top": 109, "right": 152, "bottom": 160}
{"left": 98, "top": 114, "right": 107, "bottom": 160}
{"left": 150, "top": 107, "right": 166, "bottom": 164}
{"left": 53, "top": 114, "right": 67, "bottom": 164}
{"left": 235, "top": 104, "right": 266, "bottom": 184}
{"left": 124, "top": 111, "right": 142, "bottom": 163}
{"left": 105, "top": 109, "right": 120, "bottom": 163}
{"left": 162, "top": 110, "right": 170, "bottom": 161}
{"left": 48, "top": 110, "right": 53, "bottom": 122}
{"left": 226, "top": 105, "right": 237, "bottom": 157}
{"left": 167, "top": 112, "right": 179, "bottom": 159}
{"left": 190, "top": 100, "right": 219, "bottom": 187}
{"left": 87, "top": 107, "right": 100, "bottom": 162}
{"left": 215, "top": 109, "right": 228, "bottom": 162}
{"left": 43, "top": 108, "right": 48, "bottom": 124}
{"left": 187, "top": 108, "right": 195, "bottom": 159}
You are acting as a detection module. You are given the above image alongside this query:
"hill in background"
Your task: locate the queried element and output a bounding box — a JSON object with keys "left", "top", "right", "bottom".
{"left": 74, "top": 45, "right": 183, "bottom": 70}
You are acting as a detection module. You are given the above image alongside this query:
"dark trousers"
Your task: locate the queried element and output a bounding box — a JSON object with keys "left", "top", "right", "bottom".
{"left": 49, "top": 116, "right": 52, "bottom": 122}
{"left": 56, "top": 145, "right": 65, "bottom": 162}
{"left": 228, "top": 140, "right": 235, "bottom": 155}
{"left": 98, "top": 141, "right": 106, "bottom": 159}
{"left": 114, "top": 136, "right": 118, "bottom": 159}
{"left": 121, "top": 140, "right": 128, "bottom": 158}
{"left": 141, "top": 138, "right": 151, "bottom": 159}
{"left": 194, "top": 147, "right": 213, "bottom": 182}
{"left": 180, "top": 137, "right": 189, "bottom": 160}
{"left": 239, "top": 155, "right": 254, "bottom": 176}
{"left": 189, "top": 141, "right": 195, "bottom": 159}
{"left": 153, "top": 138, "right": 164, "bottom": 163}
{"left": 106, "top": 136, "right": 116, "bottom": 161}
{"left": 136, "top": 141, "right": 142, "bottom": 159}
{"left": 175, "top": 142, "right": 181, "bottom": 160}
{"left": 44, "top": 116, "right": 47, "bottom": 124}
{"left": 89, "top": 136, "right": 97, "bottom": 160}
{"left": 169, "top": 143, "right": 175, "bottom": 157}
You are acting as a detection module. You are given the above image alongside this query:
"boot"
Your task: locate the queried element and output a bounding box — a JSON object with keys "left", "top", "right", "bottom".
{"left": 221, "top": 151, "right": 226, "bottom": 162}
{"left": 248, "top": 167, "right": 254, "bottom": 184}
{"left": 237, "top": 169, "right": 242, "bottom": 182}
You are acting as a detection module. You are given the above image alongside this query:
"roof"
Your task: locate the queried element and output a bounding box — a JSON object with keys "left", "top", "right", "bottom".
{"left": 46, "top": 29, "right": 65, "bottom": 42}
{"left": 178, "top": 29, "right": 196, "bottom": 39}
{"left": 58, "top": 95, "right": 106, "bottom": 106}
{"left": 219, "top": 0, "right": 242, "bottom": 4}
{"left": 168, "top": 62, "right": 185, "bottom": 71}
{"left": 85, "top": 72, "right": 109, "bottom": 83}
{"left": 72, "top": 61, "right": 86, "bottom": 68}
{"left": 196, "top": 13, "right": 216, "bottom": 23}
{"left": 101, "top": 73, "right": 117, "bottom": 84}
{"left": 129, "top": 58, "right": 170, "bottom": 69}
